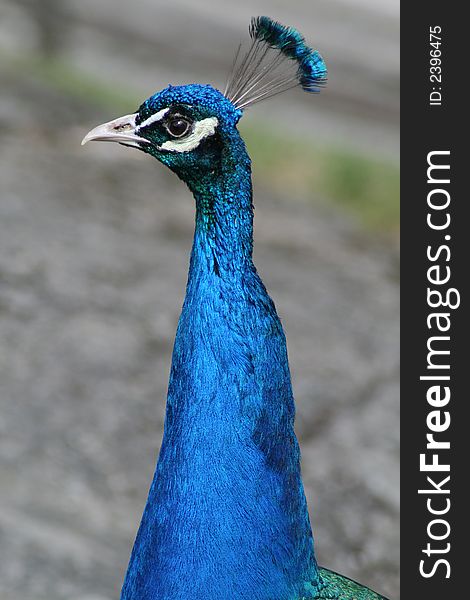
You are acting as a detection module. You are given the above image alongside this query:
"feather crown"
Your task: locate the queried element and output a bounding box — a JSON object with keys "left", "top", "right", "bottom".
{"left": 225, "top": 16, "right": 327, "bottom": 110}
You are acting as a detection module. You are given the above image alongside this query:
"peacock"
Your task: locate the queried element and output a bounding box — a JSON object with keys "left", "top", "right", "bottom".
{"left": 82, "top": 16, "right": 389, "bottom": 600}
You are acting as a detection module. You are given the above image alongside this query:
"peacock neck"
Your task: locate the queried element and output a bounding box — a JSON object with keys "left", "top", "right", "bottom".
{"left": 186, "top": 132, "right": 254, "bottom": 280}
{"left": 121, "top": 131, "right": 319, "bottom": 599}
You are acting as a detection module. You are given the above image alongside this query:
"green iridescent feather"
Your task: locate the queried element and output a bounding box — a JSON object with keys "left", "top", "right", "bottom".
{"left": 308, "top": 567, "right": 389, "bottom": 599}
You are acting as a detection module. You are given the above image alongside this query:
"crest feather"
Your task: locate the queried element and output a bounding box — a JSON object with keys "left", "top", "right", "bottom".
{"left": 225, "top": 16, "right": 327, "bottom": 109}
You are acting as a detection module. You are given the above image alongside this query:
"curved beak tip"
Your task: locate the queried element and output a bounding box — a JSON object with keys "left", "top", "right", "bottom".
{"left": 80, "top": 113, "right": 146, "bottom": 149}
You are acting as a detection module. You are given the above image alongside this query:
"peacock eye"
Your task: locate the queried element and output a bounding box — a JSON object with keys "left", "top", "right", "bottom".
{"left": 166, "top": 117, "right": 191, "bottom": 138}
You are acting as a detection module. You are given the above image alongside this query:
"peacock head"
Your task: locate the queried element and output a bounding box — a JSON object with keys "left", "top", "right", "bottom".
{"left": 82, "top": 17, "right": 327, "bottom": 184}
{"left": 82, "top": 84, "right": 243, "bottom": 183}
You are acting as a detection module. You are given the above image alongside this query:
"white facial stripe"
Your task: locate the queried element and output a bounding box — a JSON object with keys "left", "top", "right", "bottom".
{"left": 137, "top": 107, "right": 170, "bottom": 130}
{"left": 160, "top": 117, "right": 219, "bottom": 153}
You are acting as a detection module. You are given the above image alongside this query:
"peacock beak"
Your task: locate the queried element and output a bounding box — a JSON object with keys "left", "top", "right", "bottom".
{"left": 81, "top": 113, "right": 150, "bottom": 148}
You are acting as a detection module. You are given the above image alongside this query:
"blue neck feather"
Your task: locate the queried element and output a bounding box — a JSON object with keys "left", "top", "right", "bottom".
{"left": 121, "top": 128, "right": 319, "bottom": 600}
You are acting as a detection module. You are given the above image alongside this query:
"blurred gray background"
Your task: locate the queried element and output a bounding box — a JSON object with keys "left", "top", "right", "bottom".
{"left": 0, "top": 1, "right": 399, "bottom": 599}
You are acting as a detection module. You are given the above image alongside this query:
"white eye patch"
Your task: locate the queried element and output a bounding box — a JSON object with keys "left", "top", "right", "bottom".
{"left": 136, "top": 107, "right": 170, "bottom": 130}
{"left": 160, "top": 117, "right": 219, "bottom": 153}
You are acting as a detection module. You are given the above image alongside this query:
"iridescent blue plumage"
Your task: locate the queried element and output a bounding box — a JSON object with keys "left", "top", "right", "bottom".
{"left": 117, "top": 83, "right": 319, "bottom": 599}
{"left": 81, "top": 16, "right": 387, "bottom": 600}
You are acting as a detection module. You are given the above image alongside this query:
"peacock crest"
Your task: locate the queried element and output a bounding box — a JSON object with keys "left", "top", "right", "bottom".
{"left": 225, "top": 16, "right": 327, "bottom": 109}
